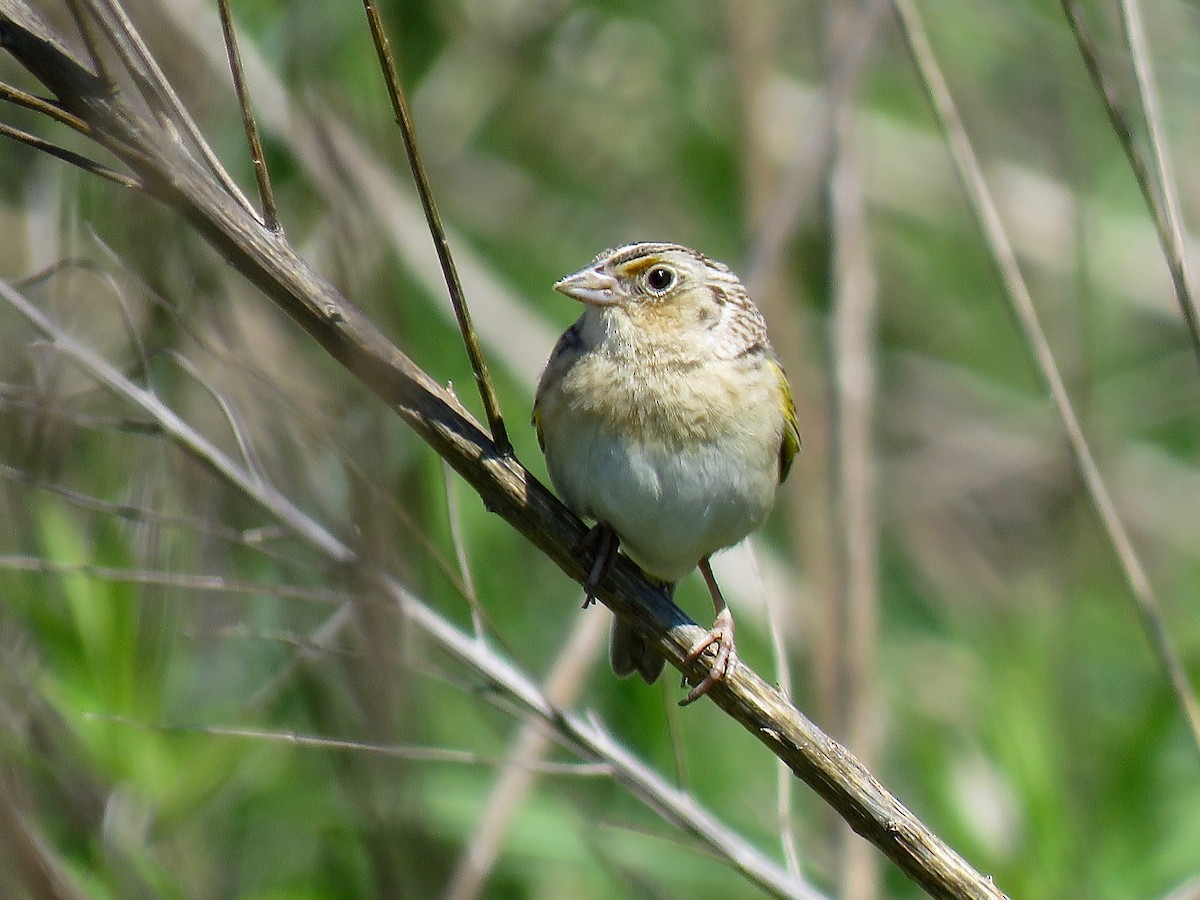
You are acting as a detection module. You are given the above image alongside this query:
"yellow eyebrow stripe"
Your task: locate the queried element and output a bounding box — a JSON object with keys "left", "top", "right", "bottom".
{"left": 617, "top": 257, "right": 661, "bottom": 277}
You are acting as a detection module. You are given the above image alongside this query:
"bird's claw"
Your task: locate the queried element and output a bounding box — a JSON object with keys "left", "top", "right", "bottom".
{"left": 576, "top": 523, "right": 618, "bottom": 608}
{"left": 679, "top": 608, "right": 736, "bottom": 706}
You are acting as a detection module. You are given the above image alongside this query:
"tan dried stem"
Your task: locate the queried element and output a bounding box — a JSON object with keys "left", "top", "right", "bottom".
{"left": 360, "top": 0, "right": 510, "bottom": 454}
{"left": 1059, "top": 0, "right": 1200, "bottom": 372}
{"left": 217, "top": 0, "right": 279, "bottom": 232}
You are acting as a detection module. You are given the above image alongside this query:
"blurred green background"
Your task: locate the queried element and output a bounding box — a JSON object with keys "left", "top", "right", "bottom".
{"left": 1, "top": 0, "right": 1200, "bottom": 897}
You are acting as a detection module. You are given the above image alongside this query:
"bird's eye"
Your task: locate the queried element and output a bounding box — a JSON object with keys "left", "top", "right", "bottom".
{"left": 646, "top": 266, "right": 676, "bottom": 293}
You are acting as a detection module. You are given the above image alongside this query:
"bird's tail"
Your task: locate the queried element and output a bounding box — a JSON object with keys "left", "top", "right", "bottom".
{"left": 608, "top": 580, "right": 670, "bottom": 685}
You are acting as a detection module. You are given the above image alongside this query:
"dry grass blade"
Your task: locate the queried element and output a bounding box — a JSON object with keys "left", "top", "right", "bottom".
{"left": 86, "top": 715, "right": 614, "bottom": 774}
{"left": 64, "top": 0, "right": 111, "bottom": 89}
{"left": 0, "top": 556, "right": 348, "bottom": 604}
{"left": 217, "top": 0, "right": 278, "bottom": 231}
{"left": 360, "top": 0, "right": 510, "bottom": 453}
{"left": 444, "top": 611, "right": 608, "bottom": 900}
{"left": 79, "top": 0, "right": 257, "bottom": 216}
{"left": 0, "top": 276, "right": 352, "bottom": 563}
{"left": 892, "top": 0, "right": 1200, "bottom": 755}
{"left": 0, "top": 120, "right": 139, "bottom": 187}
{"left": 1116, "top": 0, "right": 1200, "bottom": 365}
{"left": 1059, "top": 0, "right": 1200, "bottom": 372}
{"left": 0, "top": 79, "right": 89, "bottom": 132}
{"left": 0, "top": 791, "right": 89, "bottom": 900}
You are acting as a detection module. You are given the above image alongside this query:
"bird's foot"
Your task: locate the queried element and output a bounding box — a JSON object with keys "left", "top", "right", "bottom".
{"left": 576, "top": 523, "right": 618, "bottom": 608}
{"left": 679, "top": 608, "right": 736, "bottom": 706}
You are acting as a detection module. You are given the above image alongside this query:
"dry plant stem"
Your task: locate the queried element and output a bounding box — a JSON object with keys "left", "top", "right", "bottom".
{"left": 1059, "top": 0, "right": 1200, "bottom": 372}
{"left": 0, "top": 555, "right": 348, "bottom": 603}
{"left": 892, "top": 0, "right": 1200, "bottom": 755}
{"left": 0, "top": 4, "right": 1007, "bottom": 895}
{"left": 217, "top": 0, "right": 278, "bottom": 232}
{"left": 80, "top": 0, "right": 255, "bottom": 216}
{"left": 442, "top": 457, "right": 486, "bottom": 639}
{"left": 829, "top": 17, "right": 881, "bottom": 897}
{"left": 86, "top": 714, "right": 614, "bottom": 774}
{"left": 746, "top": 0, "right": 889, "bottom": 290}
{"left": 0, "top": 119, "right": 139, "bottom": 187}
{"left": 1116, "top": 0, "right": 1200, "bottom": 368}
{"left": 444, "top": 609, "right": 608, "bottom": 900}
{"left": 0, "top": 790, "right": 89, "bottom": 900}
{"left": 64, "top": 0, "right": 110, "bottom": 89}
{"left": 0, "top": 79, "right": 89, "bottom": 131}
{"left": 0, "top": 275, "right": 821, "bottom": 900}
{"left": 360, "top": 0, "right": 510, "bottom": 454}
{"left": 756, "top": 544, "right": 803, "bottom": 876}
{"left": 0, "top": 277, "right": 351, "bottom": 565}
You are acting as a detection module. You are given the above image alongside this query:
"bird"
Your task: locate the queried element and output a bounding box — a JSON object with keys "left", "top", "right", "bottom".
{"left": 532, "top": 242, "right": 800, "bottom": 705}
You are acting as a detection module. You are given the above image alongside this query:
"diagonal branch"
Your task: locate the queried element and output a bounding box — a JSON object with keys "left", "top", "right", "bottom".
{"left": 0, "top": 2, "right": 1007, "bottom": 896}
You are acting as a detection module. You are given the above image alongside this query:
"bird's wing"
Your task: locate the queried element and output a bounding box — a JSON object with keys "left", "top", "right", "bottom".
{"left": 774, "top": 360, "right": 801, "bottom": 482}
{"left": 531, "top": 402, "right": 546, "bottom": 452}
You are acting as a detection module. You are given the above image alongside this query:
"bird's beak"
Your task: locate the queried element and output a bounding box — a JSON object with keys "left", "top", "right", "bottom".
{"left": 553, "top": 266, "right": 620, "bottom": 306}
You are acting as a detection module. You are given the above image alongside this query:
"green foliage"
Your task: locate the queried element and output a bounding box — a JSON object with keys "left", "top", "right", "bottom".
{"left": 2, "top": 0, "right": 1199, "bottom": 898}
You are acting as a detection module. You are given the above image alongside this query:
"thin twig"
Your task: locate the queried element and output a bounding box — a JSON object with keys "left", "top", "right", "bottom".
{"left": 86, "top": 714, "right": 615, "bottom": 775}
{"left": 0, "top": 79, "right": 90, "bottom": 132}
{"left": 216, "top": 0, "right": 279, "bottom": 231}
{"left": 1115, "top": 0, "right": 1200, "bottom": 369}
{"left": 0, "top": 555, "right": 347, "bottom": 604}
{"left": 359, "top": 0, "right": 510, "bottom": 454}
{"left": 63, "top": 0, "right": 112, "bottom": 90}
{"left": 0, "top": 120, "right": 140, "bottom": 187}
{"left": 81, "top": 0, "right": 258, "bottom": 217}
{"left": 892, "top": 0, "right": 1200, "bottom": 755}
{"left": 0, "top": 460, "right": 311, "bottom": 562}
{"left": 167, "top": 349, "right": 266, "bottom": 484}
{"left": 0, "top": 276, "right": 353, "bottom": 565}
{"left": 400, "top": 589, "right": 832, "bottom": 900}
{"left": 756, "top": 542, "right": 803, "bottom": 878}
{"left": 1059, "top": 0, "right": 1200, "bottom": 372}
{"left": 444, "top": 611, "right": 609, "bottom": 900}
{"left": 443, "top": 455, "right": 486, "bottom": 640}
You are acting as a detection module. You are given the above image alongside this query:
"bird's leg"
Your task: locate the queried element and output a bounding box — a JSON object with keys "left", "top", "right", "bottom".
{"left": 577, "top": 523, "right": 619, "bottom": 608}
{"left": 680, "top": 557, "right": 736, "bottom": 706}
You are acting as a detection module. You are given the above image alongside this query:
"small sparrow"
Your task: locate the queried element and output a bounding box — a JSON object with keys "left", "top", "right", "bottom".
{"left": 533, "top": 242, "right": 799, "bottom": 704}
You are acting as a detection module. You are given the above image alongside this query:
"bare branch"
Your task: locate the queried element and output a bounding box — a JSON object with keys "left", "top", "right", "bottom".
{"left": 216, "top": 0, "right": 278, "bottom": 231}
{"left": 0, "top": 119, "right": 139, "bottom": 187}
{"left": 360, "top": 0, "right": 510, "bottom": 453}
{"left": 0, "top": 78, "right": 89, "bottom": 132}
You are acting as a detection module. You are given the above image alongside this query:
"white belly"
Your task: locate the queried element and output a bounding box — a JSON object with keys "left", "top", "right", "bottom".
{"left": 544, "top": 415, "right": 777, "bottom": 582}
